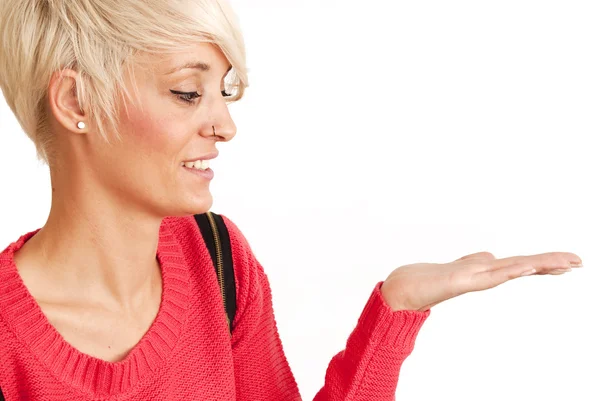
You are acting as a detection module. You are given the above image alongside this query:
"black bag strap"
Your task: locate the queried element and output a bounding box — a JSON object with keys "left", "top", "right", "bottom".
{"left": 194, "top": 212, "right": 236, "bottom": 334}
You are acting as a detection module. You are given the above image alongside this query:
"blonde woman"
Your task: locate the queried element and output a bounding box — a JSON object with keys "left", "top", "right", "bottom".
{"left": 0, "top": 1, "right": 583, "bottom": 400}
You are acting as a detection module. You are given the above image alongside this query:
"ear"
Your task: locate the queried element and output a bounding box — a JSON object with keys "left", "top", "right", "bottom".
{"left": 47, "top": 69, "right": 87, "bottom": 134}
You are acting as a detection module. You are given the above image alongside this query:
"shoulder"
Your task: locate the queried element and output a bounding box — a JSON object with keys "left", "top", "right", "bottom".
{"left": 213, "top": 213, "right": 272, "bottom": 315}
{"left": 218, "top": 213, "right": 267, "bottom": 286}
{"left": 162, "top": 213, "right": 267, "bottom": 284}
{"left": 161, "top": 213, "right": 257, "bottom": 261}
{"left": 219, "top": 214, "right": 259, "bottom": 265}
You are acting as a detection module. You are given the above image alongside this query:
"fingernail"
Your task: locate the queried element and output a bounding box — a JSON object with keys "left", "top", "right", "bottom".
{"left": 570, "top": 262, "right": 583, "bottom": 267}
{"left": 554, "top": 268, "right": 572, "bottom": 273}
{"left": 520, "top": 268, "right": 536, "bottom": 277}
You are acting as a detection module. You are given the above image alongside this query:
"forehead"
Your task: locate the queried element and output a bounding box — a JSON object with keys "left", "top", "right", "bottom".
{"left": 157, "top": 43, "right": 231, "bottom": 76}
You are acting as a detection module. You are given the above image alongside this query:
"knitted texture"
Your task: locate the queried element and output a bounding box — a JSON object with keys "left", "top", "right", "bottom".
{"left": 0, "top": 215, "right": 431, "bottom": 400}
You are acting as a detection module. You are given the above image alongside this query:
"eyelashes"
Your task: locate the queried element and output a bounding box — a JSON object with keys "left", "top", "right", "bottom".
{"left": 170, "top": 90, "right": 200, "bottom": 104}
{"left": 170, "top": 89, "right": 232, "bottom": 105}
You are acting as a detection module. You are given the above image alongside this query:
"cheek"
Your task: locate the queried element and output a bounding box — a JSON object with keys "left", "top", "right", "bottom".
{"left": 120, "top": 104, "right": 187, "bottom": 161}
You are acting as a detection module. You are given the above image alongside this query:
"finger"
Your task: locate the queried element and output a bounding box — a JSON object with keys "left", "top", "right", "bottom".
{"left": 455, "top": 251, "right": 496, "bottom": 262}
{"left": 546, "top": 268, "right": 572, "bottom": 275}
{"left": 491, "top": 252, "right": 582, "bottom": 272}
{"left": 471, "top": 263, "right": 537, "bottom": 291}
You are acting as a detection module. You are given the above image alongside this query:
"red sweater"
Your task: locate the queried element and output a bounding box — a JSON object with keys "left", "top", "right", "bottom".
{"left": 0, "top": 215, "right": 430, "bottom": 400}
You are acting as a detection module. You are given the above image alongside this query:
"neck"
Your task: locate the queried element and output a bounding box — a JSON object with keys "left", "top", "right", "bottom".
{"left": 20, "top": 177, "right": 164, "bottom": 312}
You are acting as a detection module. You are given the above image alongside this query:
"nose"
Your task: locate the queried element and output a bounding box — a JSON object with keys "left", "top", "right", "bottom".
{"left": 200, "top": 95, "right": 237, "bottom": 142}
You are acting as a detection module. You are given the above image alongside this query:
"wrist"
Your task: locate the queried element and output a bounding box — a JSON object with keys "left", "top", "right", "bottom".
{"left": 380, "top": 280, "right": 420, "bottom": 312}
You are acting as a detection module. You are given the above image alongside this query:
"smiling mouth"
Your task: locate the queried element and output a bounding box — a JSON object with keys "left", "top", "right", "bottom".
{"left": 181, "top": 159, "right": 210, "bottom": 171}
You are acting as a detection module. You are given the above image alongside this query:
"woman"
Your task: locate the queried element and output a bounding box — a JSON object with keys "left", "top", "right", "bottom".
{"left": 0, "top": 1, "right": 583, "bottom": 400}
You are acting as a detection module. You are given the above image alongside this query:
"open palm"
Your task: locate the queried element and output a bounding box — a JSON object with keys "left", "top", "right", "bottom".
{"left": 380, "top": 251, "right": 583, "bottom": 312}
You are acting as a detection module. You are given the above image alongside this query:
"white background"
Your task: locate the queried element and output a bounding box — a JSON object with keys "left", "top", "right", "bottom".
{"left": 1, "top": 1, "right": 599, "bottom": 400}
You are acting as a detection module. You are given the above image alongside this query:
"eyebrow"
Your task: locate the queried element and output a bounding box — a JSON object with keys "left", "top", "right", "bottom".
{"left": 165, "top": 61, "right": 233, "bottom": 76}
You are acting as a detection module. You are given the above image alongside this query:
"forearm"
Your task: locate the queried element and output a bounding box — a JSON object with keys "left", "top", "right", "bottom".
{"left": 313, "top": 282, "right": 430, "bottom": 401}
{"left": 222, "top": 215, "right": 430, "bottom": 401}
{"left": 232, "top": 276, "right": 429, "bottom": 401}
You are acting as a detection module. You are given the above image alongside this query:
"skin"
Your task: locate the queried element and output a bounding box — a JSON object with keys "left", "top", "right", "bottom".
{"left": 13, "top": 42, "right": 235, "bottom": 362}
{"left": 11, "top": 41, "right": 583, "bottom": 362}
{"left": 380, "top": 251, "right": 583, "bottom": 312}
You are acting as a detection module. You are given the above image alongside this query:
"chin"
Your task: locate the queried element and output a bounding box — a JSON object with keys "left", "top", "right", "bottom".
{"left": 151, "top": 185, "right": 213, "bottom": 218}
{"left": 176, "top": 193, "right": 214, "bottom": 217}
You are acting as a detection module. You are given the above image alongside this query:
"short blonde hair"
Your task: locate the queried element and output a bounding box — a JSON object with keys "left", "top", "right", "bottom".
{"left": 0, "top": 0, "right": 248, "bottom": 164}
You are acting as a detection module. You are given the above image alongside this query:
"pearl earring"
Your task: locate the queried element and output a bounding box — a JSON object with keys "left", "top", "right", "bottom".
{"left": 77, "top": 121, "right": 86, "bottom": 129}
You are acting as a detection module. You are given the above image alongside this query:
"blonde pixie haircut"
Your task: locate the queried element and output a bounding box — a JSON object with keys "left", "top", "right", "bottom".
{"left": 0, "top": 0, "right": 248, "bottom": 165}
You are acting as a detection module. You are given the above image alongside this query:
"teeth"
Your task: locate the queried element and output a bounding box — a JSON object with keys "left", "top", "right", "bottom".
{"left": 182, "top": 159, "right": 210, "bottom": 170}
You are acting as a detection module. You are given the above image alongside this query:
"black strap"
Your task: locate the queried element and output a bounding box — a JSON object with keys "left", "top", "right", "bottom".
{"left": 194, "top": 212, "right": 236, "bottom": 333}
{"left": 0, "top": 387, "right": 4, "bottom": 401}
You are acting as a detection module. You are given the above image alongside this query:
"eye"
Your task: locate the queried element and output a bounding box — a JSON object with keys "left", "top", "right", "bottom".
{"left": 170, "top": 90, "right": 201, "bottom": 104}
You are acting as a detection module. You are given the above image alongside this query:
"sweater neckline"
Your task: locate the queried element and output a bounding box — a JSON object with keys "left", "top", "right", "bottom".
{"left": 0, "top": 221, "right": 191, "bottom": 397}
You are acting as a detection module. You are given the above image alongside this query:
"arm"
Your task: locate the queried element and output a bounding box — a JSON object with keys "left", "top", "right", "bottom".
{"left": 222, "top": 215, "right": 430, "bottom": 401}
{"left": 313, "top": 281, "right": 430, "bottom": 401}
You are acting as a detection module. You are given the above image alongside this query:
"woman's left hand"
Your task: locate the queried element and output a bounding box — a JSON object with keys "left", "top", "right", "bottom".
{"left": 380, "top": 251, "right": 583, "bottom": 312}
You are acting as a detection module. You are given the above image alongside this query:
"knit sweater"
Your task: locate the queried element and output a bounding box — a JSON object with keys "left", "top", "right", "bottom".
{"left": 0, "top": 214, "right": 431, "bottom": 400}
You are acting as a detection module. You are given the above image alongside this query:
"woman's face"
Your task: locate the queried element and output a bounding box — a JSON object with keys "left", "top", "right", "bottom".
{"left": 76, "top": 42, "right": 236, "bottom": 218}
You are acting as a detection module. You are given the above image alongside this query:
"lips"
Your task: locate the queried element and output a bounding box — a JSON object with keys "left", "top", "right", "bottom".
{"left": 182, "top": 151, "right": 219, "bottom": 163}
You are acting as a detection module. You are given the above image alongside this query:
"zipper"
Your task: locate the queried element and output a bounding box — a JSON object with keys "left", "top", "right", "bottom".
{"left": 206, "top": 211, "right": 230, "bottom": 331}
